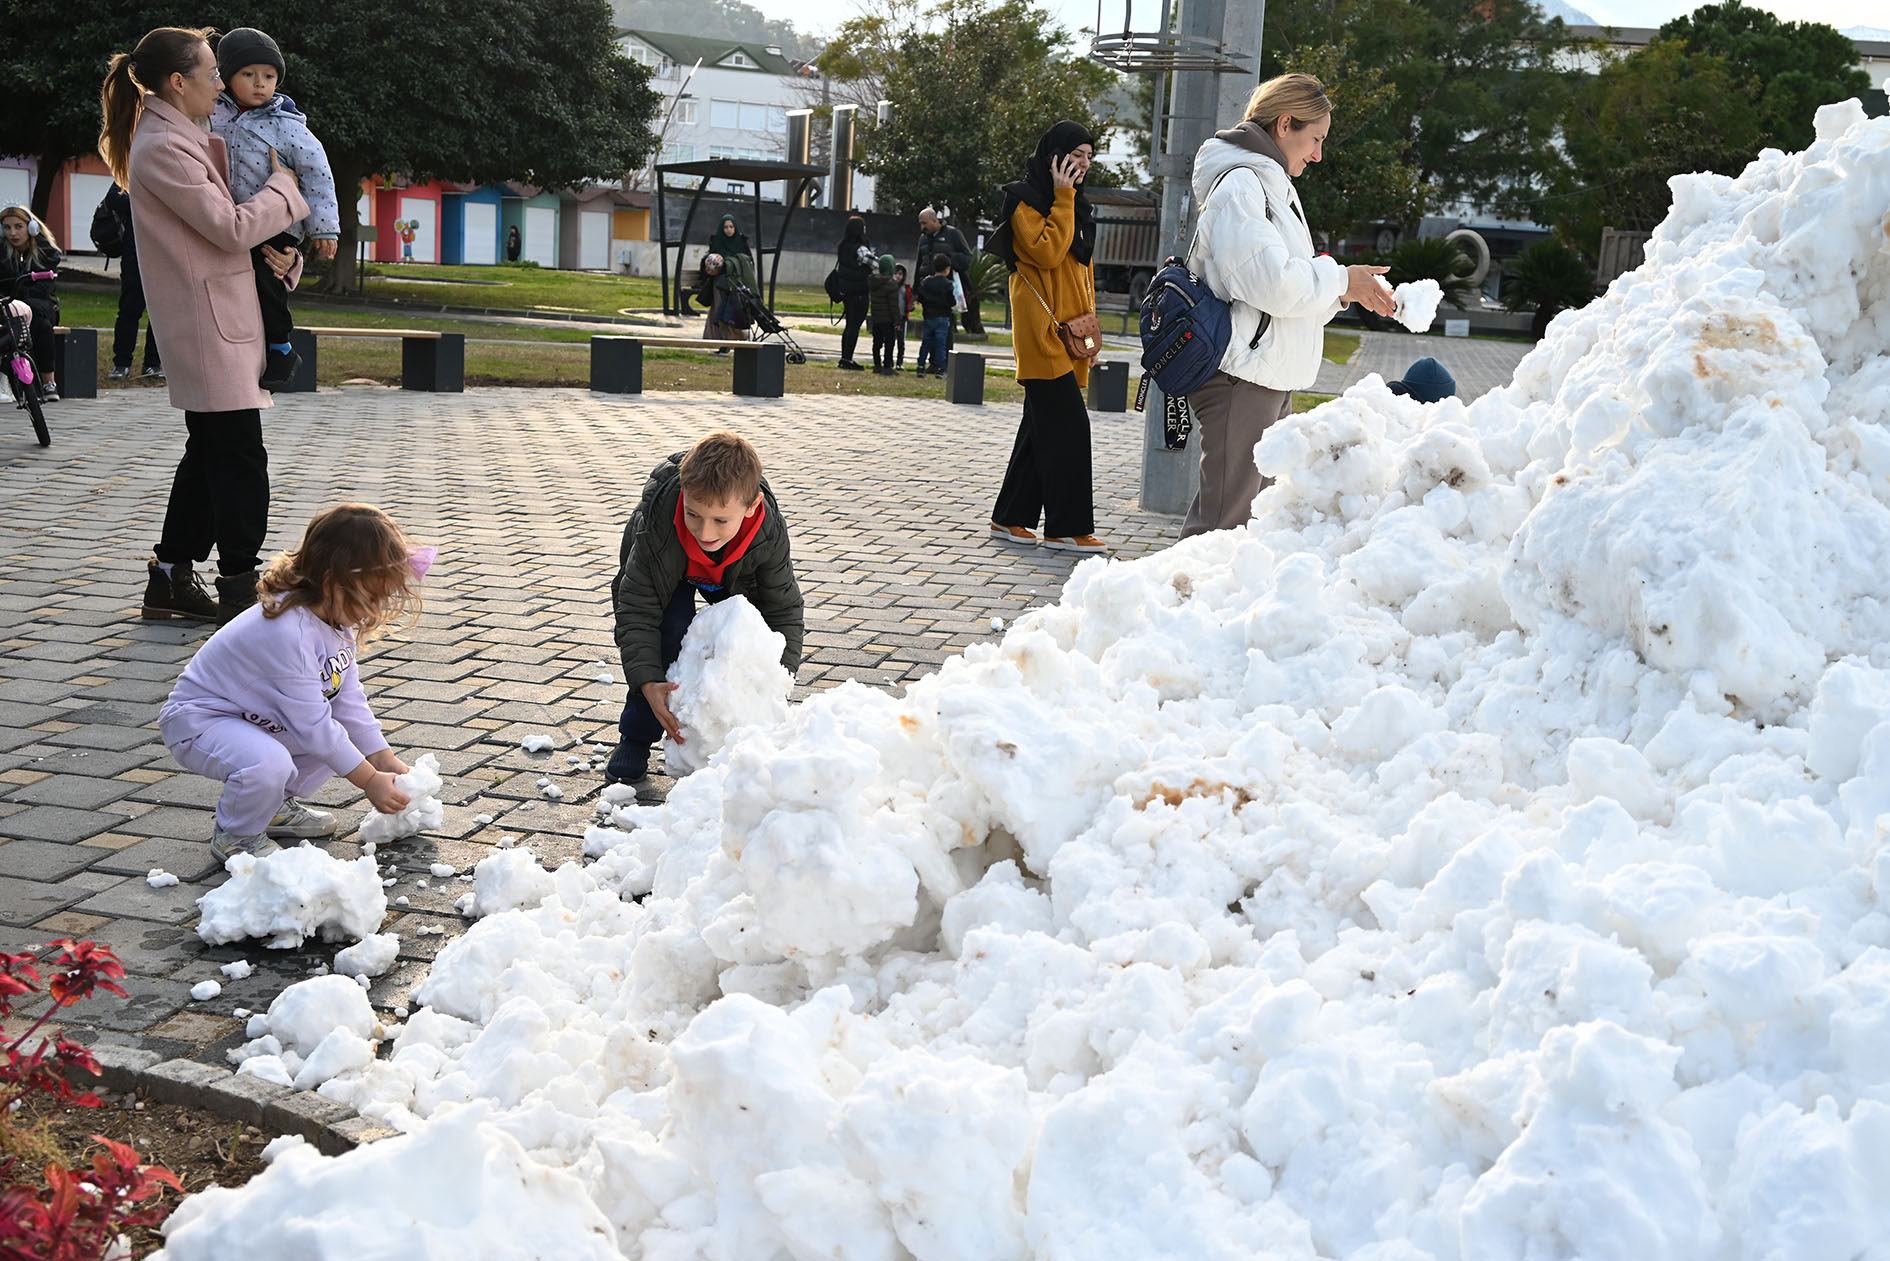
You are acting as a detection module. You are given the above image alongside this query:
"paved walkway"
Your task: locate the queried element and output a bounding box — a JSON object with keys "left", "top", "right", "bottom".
{"left": 1314, "top": 329, "right": 1534, "bottom": 401}
{"left": 0, "top": 387, "right": 1181, "bottom": 1064}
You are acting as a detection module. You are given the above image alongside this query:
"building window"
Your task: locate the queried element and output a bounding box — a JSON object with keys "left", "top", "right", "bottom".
{"left": 711, "top": 98, "right": 739, "bottom": 129}
{"left": 661, "top": 143, "right": 696, "bottom": 163}
{"left": 767, "top": 106, "right": 787, "bottom": 134}
{"left": 721, "top": 50, "right": 755, "bottom": 68}
{"left": 739, "top": 102, "right": 768, "bottom": 132}
{"left": 673, "top": 97, "right": 697, "bottom": 125}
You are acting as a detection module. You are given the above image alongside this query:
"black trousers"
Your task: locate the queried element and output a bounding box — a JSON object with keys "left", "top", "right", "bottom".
{"left": 113, "top": 247, "right": 160, "bottom": 371}
{"left": 871, "top": 321, "right": 895, "bottom": 369}
{"left": 251, "top": 231, "right": 299, "bottom": 346}
{"left": 155, "top": 408, "right": 269, "bottom": 575}
{"left": 839, "top": 293, "right": 868, "bottom": 363}
{"left": 992, "top": 372, "right": 1094, "bottom": 538}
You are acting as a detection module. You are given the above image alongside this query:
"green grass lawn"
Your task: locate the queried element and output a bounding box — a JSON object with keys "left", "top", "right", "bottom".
{"left": 59, "top": 277, "right": 1356, "bottom": 400}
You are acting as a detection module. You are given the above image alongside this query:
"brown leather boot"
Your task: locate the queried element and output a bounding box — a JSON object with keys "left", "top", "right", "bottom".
{"left": 140, "top": 559, "right": 219, "bottom": 622}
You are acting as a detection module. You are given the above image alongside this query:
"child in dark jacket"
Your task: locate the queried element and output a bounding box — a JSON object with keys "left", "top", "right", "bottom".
{"left": 868, "top": 254, "right": 901, "bottom": 374}
{"left": 893, "top": 265, "right": 911, "bottom": 368}
{"left": 607, "top": 431, "right": 805, "bottom": 800}
{"left": 914, "top": 252, "right": 957, "bottom": 378}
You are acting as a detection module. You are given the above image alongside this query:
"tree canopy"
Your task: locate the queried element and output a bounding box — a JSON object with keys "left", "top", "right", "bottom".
{"left": 1543, "top": 1, "right": 1868, "bottom": 253}
{"left": 816, "top": 0, "right": 1116, "bottom": 227}
{"left": 1259, "top": 0, "right": 1589, "bottom": 239}
{"left": 1, "top": 0, "right": 659, "bottom": 288}
{"left": 611, "top": 0, "right": 808, "bottom": 59}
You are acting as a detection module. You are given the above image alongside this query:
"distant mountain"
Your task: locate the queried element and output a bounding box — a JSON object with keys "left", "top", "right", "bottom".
{"left": 1842, "top": 25, "right": 1890, "bottom": 40}
{"left": 1539, "top": 0, "right": 1598, "bottom": 23}
{"left": 612, "top": 0, "right": 809, "bottom": 57}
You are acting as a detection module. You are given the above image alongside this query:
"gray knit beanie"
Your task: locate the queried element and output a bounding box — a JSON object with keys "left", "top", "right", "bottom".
{"left": 218, "top": 28, "right": 285, "bottom": 85}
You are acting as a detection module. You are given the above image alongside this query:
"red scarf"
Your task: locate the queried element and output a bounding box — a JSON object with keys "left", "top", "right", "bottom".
{"left": 675, "top": 495, "right": 766, "bottom": 590}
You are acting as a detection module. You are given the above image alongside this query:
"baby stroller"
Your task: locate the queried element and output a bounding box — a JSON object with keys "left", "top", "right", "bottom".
{"left": 730, "top": 284, "right": 807, "bottom": 365}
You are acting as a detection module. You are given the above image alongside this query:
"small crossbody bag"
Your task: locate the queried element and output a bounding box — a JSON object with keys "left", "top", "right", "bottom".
{"left": 1019, "top": 266, "right": 1102, "bottom": 361}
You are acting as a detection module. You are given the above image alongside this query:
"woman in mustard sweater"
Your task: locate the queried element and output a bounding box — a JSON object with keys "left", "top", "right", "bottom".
{"left": 987, "top": 121, "right": 1107, "bottom": 553}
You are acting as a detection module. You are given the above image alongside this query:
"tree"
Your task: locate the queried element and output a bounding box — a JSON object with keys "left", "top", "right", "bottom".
{"left": 1543, "top": 3, "right": 1866, "bottom": 255}
{"left": 0, "top": 0, "right": 659, "bottom": 291}
{"left": 1657, "top": 0, "right": 1869, "bottom": 152}
{"left": 1259, "top": 0, "right": 1590, "bottom": 235}
{"left": 818, "top": 0, "right": 1117, "bottom": 227}
{"left": 1272, "top": 41, "right": 1420, "bottom": 243}
{"left": 1544, "top": 39, "right": 1761, "bottom": 250}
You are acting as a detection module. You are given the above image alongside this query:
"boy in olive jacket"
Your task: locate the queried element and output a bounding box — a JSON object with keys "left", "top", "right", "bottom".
{"left": 607, "top": 431, "right": 805, "bottom": 798}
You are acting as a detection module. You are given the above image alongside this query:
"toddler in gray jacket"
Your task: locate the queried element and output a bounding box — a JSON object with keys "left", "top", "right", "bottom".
{"left": 210, "top": 27, "right": 340, "bottom": 390}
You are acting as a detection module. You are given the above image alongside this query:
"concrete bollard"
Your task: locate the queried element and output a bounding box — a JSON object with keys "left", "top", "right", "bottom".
{"left": 945, "top": 352, "right": 984, "bottom": 406}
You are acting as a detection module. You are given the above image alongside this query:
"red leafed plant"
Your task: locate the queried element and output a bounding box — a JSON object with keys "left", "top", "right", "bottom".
{"left": 0, "top": 941, "right": 182, "bottom": 1259}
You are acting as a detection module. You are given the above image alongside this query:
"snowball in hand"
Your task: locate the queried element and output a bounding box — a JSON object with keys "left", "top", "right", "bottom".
{"left": 358, "top": 753, "right": 445, "bottom": 846}
{"left": 661, "top": 596, "right": 793, "bottom": 777}
{"left": 1392, "top": 278, "right": 1443, "bottom": 332}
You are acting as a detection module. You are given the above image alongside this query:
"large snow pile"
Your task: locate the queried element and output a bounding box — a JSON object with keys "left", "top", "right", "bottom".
{"left": 160, "top": 105, "right": 1890, "bottom": 1258}
{"left": 661, "top": 595, "right": 795, "bottom": 777}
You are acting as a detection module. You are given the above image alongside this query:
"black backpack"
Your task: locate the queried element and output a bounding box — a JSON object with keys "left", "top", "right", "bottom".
{"left": 823, "top": 268, "right": 844, "bottom": 304}
{"left": 90, "top": 195, "right": 124, "bottom": 258}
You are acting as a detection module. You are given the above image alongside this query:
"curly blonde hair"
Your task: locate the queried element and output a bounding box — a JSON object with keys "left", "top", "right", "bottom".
{"left": 259, "top": 504, "right": 423, "bottom": 644}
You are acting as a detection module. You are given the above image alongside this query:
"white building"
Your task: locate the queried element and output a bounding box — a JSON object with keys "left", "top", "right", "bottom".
{"left": 618, "top": 30, "right": 811, "bottom": 198}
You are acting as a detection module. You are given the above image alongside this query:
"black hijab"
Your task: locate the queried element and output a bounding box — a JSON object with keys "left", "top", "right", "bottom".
{"left": 711, "top": 213, "right": 750, "bottom": 259}
{"left": 990, "top": 120, "right": 1097, "bottom": 267}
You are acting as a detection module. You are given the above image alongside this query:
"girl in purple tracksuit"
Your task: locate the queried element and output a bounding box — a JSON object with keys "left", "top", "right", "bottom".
{"left": 159, "top": 504, "right": 433, "bottom": 864}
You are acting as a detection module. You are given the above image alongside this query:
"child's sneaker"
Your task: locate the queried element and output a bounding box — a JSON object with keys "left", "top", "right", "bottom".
{"left": 267, "top": 796, "right": 337, "bottom": 839}
{"left": 108, "top": 365, "right": 131, "bottom": 380}
{"left": 1042, "top": 534, "right": 1109, "bottom": 553}
{"left": 260, "top": 349, "right": 301, "bottom": 391}
{"left": 211, "top": 827, "right": 282, "bottom": 863}
{"left": 989, "top": 523, "right": 1037, "bottom": 545}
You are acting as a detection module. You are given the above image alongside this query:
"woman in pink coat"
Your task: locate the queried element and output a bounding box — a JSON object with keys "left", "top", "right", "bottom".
{"left": 99, "top": 26, "right": 308, "bottom": 624}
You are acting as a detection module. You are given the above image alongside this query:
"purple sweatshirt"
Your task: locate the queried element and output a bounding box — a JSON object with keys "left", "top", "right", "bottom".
{"left": 160, "top": 602, "right": 389, "bottom": 776}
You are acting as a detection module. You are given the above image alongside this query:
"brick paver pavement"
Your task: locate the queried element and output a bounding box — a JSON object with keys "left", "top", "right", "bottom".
{"left": 1315, "top": 328, "right": 1534, "bottom": 401}
{"left": 0, "top": 387, "right": 1185, "bottom": 1064}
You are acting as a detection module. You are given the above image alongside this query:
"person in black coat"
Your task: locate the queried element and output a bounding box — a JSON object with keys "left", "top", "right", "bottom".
{"left": 506, "top": 224, "right": 522, "bottom": 262}
{"left": 916, "top": 206, "right": 980, "bottom": 336}
{"left": 103, "top": 185, "right": 162, "bottom": 380}
{"left": 834, "top": 215, "right": 874, "bottom": 370}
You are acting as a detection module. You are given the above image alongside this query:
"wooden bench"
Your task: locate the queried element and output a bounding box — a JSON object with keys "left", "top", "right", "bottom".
{"left": 1096, "top": 292, "right": 1139, "bottom": 336}
{"left": 590, "top": 336, "right": 785, "bottom": 399}
{"left": 52, "top": 327, "right": 97, "bottom": 399}
{"left": 287, "top": 327, "right": 464, "bottom": 393}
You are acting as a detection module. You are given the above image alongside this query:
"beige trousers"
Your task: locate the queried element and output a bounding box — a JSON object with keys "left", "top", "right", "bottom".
{"left": 1180, "top": 371, "right": 1294, "bottom": 538}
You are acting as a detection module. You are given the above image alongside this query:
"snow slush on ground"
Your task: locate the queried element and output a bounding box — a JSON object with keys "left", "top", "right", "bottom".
{"left": 159, "top": 105, "right": 1890, "bottom": 1258}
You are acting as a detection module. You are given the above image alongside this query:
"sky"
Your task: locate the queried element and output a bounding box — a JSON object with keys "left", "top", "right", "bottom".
{"left": 747, "top": 0, "right": 1888, "bottom": 43}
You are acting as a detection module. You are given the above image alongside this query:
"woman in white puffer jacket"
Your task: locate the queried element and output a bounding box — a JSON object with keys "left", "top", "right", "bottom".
{"left": 1180, "top": 74, "right": 1395, "bottom": 538}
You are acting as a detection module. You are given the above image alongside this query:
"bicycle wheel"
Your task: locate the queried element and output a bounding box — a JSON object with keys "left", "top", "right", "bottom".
{"left": 10, "top": 374, "right": 48, "bottom": 447}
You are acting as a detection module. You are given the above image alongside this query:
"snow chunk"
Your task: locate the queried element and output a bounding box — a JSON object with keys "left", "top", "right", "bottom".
{"left": 333, "top": 933, "right": 399, "bottom": 979}
{"left": 190, "top": 980, "right": 220, "bottom": 1001}
{"left": 662, "top": 596, "right": 793, "bottom": 777}
{"left": 358, "top": 754, "right": 445, "bottom": 846}
{"left": 519, "top": 734, "right": 557, "bottom": 753}
{"left": 196, "top": 848, "right": 386, "bottom": 949}
{"left": 146, "top": 869, "right": 178, "bottom": 889}
{"left": 1393, "top": 277, "right": 1443, "bottom": 332}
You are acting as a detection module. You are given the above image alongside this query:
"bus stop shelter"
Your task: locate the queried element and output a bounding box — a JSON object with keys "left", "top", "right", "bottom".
{"left": 654, "top": 158, "right": 827, "bottom": 317}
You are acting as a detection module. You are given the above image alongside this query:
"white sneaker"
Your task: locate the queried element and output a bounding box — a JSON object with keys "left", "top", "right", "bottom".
{"left": 211, "top": 827, "right": 281, "bottom": 863}
{"left": 108, "top": 366, "right": 131, "bottom": 380}
{"left": 266, "top": 796, "right": 337, "bottom": 839}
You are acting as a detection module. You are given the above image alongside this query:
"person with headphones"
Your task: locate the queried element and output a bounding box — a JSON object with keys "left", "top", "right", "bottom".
{"left": 0, "top": 207, "right": 63, "bottom": 401}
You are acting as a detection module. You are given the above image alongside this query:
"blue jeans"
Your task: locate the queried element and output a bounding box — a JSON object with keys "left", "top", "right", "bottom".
{"left": 606, "top": 583, "right": 697, "bottom": 780}
{"left": 918, "top": 316, "right": 951, "bottom": 373}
